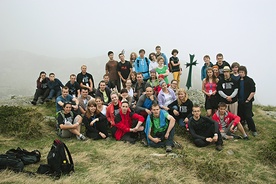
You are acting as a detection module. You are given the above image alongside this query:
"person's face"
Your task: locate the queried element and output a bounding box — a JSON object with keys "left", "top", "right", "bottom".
{"left": 224, "top": 71, "right": 230, "bottom": 79}
{"left": 171, "top": 81, "right": 177, "bottom": 89}
{"left": 63, "top": 104, "right": 72, "bottom": 113}
{"left": 131, "top": 74, "right": 136, "bottom": 80}
{"left": 178, "top": 91, "right": 186, "bottom": 100}
{"left": 150, "top": 54, "right": 156, "bottom": 60}
{"left": 95, "top": 98, "right": 103, "bottom": 106}
{"left": 119, "top": 54, "right": 125, "bottom": 61}
{"left": 109, "top": 53, "right": 114, "bottom": 60}
{"left": 173, "top": 52, "right": 178, "bottom": 57}
{"left": 40, "top": 73, "right": 46, "bottom": 79}
{"left": 192, "top": 107, "right": 201, "bottom": 118}
{"left": 161, "top": 82, "right": 167, "bottom": 90}
{"left": 121, "top": 92, "right": 128, "bottom": 99}
{"left": 204, "top": 57, "right": 210, "bottom": 63}
{"left": 151, "top": 105, "right": 160, "bottom": 117}
{"left": 131, "top": 53, "right": 136, "bottom": 60}
{"left": 232, "top": 66, "right": 239, "bottom": 73}
{"left": 156, "top": 48, "right": 161, "bottom": 54}
{"left": 49, "top": 75, "right": 55, "bottom": 81}
{"left": 207, "top": 70, "right": 213, "bottom": 77}
{"left": 70, "top": 76, "right": 76, "bottom": 83}
{"left": 104, "top": 76, "right": 109, "bottom": 83}
{"left": 100, "top": 82, "right": 106, "bottom": 91}
{"left": 158, "top": 59, "right": 164, "bottom": 65}
{"left": 111, "top": 94, "right": 118, "bottom": 104}
{"left": 81, "top": 89, "right": 88, "bottom": 97}
{"left": 126, "top": 80, "right": 132, "bottom": 88}
{"left": 218, "top": 106, "right": 226, "bottom": 115}
{"left": 88, "top": 105, "right": 96, "bottom": 113}
{"left": 213, "top": 68, "right": 218, "bottom": 74}
{"left": 139, "top": 51, "right": 145, "bottom": 58}
{"left": 62, "top": 89, "right": 69, "bottom": 97}
{"left": 239, "top": 70, "right": 246, "bottom": 78}
{"left": 121, "top": 103, "right": 129, "bottom": 114}
{"left": 136, "top": 74, "right": 143, "bottom": 82}
{"left": 81, "top": 66, "right": 87, "bottom": 73}
{"left": 150, "top": 72, "right": 156, "bottom": 78}
{"left": 216, "top": 56, "right": 223, "bottom": 65}
{"left": 145, "top": 87, "right": 153, "bottom": 97}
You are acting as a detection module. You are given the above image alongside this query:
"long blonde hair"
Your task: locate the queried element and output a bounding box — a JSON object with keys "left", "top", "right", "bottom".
{"left": 177, "top": 88, "right": 189, "bottom": 105}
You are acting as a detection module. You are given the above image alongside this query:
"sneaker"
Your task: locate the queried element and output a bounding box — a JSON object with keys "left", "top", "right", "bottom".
{"left": 141, "top": 138, "right": 148, "bottom": 147}
{"left": 216, "top": 145, "right": 223, "bottom": 151}
{"left": 31, "top": 101, "right": 36, "bottom": 105}
{"left": 173, "top": 141, "right": 183, "bottom": 149}
{"left": 243, "top": 136, "right": 249, "bottom": 140}
{"left": 232, "top": 135, "right": 242, "bottom": 139}
{"left": 77, "top": 134, "right": 87, "bottom": 141}
{"left": 252, "top": 132, "right": 258, "bottom": 137}
{"left": 166, "top": 146, "right": 172, "bottom": 153}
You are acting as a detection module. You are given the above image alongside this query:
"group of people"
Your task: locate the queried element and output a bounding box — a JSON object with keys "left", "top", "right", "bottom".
{"left": 30, "top": 46, "right": 257, "bottom": 152}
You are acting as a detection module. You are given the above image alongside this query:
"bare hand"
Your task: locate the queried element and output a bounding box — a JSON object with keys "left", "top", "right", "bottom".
{"left": 212, "top": 135, "right": 218, "bottom": 142}
{"left": 173, "top": 110, "right": 179, "bottom": 116}
{"left": 165, "top": 132, "right": 169, "bottom": 139}
{"left": 153, "top": 138, "right": 161, "bottom": 143}
{"left": 206, "top": 137, "right": 213, "bottom": 142}
{"left": 145, "top": 109, "right": 151, "bottom": 115}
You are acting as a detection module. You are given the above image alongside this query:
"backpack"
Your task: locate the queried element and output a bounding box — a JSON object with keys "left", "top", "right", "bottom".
{"left": 37, "top": 139, "right": 74, "bottom": 177}
{"left": 6, "top": 147, "right": 41, "bottom": 165}
{"left": 136, "top": 57, "right": 150, "bottom": 68}
{"left": 0, "top": 154, "right": 24, "bottom": 172}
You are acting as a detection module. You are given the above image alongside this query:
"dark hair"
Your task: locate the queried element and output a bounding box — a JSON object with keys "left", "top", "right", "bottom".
{"left": 80, "top": 88, "right": 88, "bottom": 92}
{"left": 205, "top": 67, "right": 217, "bottom": 82}
{"left": 155, "top": 45, "right": 161, "bottom": 49}
{"left": 171, "top": 79, "right": 178, "bottom": 84}
{"left": 193, "top": 104, "right": 200, "bottom": 109}
{"left": 118, "top": 53, "right": 124, "bottom": 57}
{"left": 139, "top": 49, "right": 145, "bottom": 54}
{"left": 62, "top": 86, "right": 69, "bottom": 91}
{"left": 171, "top": 49, "right": 178, "bottom": 55}
{"left": 103, "top": 74, "right": 109, "bottom": 78}
{"left": 121, "top": 100, "right": 129, "bottom": 105}
{"left": 136, "top": 72, "right": 143, "bottom": 77}
{"left": 99, "top": 80, "right": 106, "bottom": 85}
{"left": 120, "top": 88, "right": 128, "bottom": 94}
{"left": 151, "top": 102, "right": 159, "bottom": 109}
{"left": 218, "top": 102, "right": 227, "bottom": 108}
{"left": 49, "top": 73, "right": 55, "bottom": 76}
{"left": 149, "top": 52, "right": 156, "bottom": 60}
{"left": 63, "top": 101, "right": 72, "bottom": 108}
{"left": 39, "top": 71, "right": 46, "bottom": 76}
{"left": 216, "top": 53, "right": 223, "bottom": 58}
{"left": 70, "top": 74, "right": 76, "bottom": 78}
{"left": 238, "top": 65, "right": 247, "bottom": 75}
{"left": 108, "top": 51, "right": 114, "bottom": 56}
{"left": 203, "top": 55, "right": 210, "bottom": 60}
{"left": 231, "top": 62, "right": 240, "bottom": 68}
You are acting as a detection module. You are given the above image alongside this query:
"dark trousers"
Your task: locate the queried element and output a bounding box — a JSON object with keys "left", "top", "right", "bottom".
{"left": 33, "top": 88, "right": 50, "bottom": 102}
{"left": 148, "top": 127, "right": 175, "bottom": 148}
{"left": 86, "top": 121, "right": 108, "bottom": 140}
{"left": 110, "top": 79, "right": 121, "bottom": 92}
{"left": 193, "top": 125, "right": 223, "bottom": 147}
{"left": 238, "top": 101, "right": 256, "bottom": 132}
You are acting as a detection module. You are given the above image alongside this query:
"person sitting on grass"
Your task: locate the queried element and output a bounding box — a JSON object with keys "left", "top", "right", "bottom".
{"left": 95, "top": 80, "right": 112, "bottom": 105}
{"left": 45, "top": 72, "right": 64, "bottom": 102}
{"left": 56, "top": 86, "right": 79, "bottom": 112}
{"left": 106, "top": 91, "right": 122, "bottom": 127}
{"left": 188, "top": 104, "right": 223, "bottom": 151}
{"left": 212, "top": 102, "right": 249, "bottom": 140}
{"left": 144, "top": 103, "right": 176, "bottom": 152}
{"left": 168, "top": 88, "right": 193, "bottom": 129}
{"left": 31, "top": 71, "right": 50, "bottom": 105}
{"left": 57, "top": 102, "right": 86, "bottom": 141}
{"left": 95, "top": 96, "right": 107, "bottom": 116}
{"left": 113, "top": 100, "right": 145, "bottom": 144}
{"left": 65, "top": 74, "right": 81, "bottom": 98}
{"left": 78, "top": 88, "right": 94, "bottom": 115}
{"left": 83, "top": 100, "right": 108, "bottom": 140}
{"left": 158, "top": 80, "right": 176, "bottom": 111}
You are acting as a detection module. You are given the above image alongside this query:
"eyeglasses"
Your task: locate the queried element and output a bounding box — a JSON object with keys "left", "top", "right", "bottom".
{"left": 172, "top": 83, "right": 177, "bottom": 85}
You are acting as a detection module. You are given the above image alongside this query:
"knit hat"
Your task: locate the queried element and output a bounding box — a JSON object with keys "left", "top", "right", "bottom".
{"left": 150, "top": 69, "right": 156, "bottom": 73}
{"left": 159, "top": 80, "right": 166, "bottom": 87}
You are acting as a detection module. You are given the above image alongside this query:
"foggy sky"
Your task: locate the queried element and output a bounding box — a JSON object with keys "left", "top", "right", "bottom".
{"left": 0, "top": 0, "right": 276, "bottom": 105}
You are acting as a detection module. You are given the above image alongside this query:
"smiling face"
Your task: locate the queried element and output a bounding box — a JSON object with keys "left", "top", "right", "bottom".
{"left": 63, "top": 103, "right": 72, "bottom": 114}
{"left": 95, "top": 97, "right": 103, "bottom": 106}
{"left": 207, "top": 69, "right": 214, "bottom": 77}
{"left": 121, "top": 102, "right": 129, "bottom": 114}
{"left": 145, "top": 87, "right": 153, "bottom": 97}
{"left": 111, "top": 94, "right": 119, "bottom": 105}
{"left": 88, "top": 104, "right": 96, "bottom": 113}
{"left": 81, "top": 65, "right": 87, "bottom": 74}
{"left": 99, "top": 82, "right": 106, "bottom": 91}
{"left": 62, "top": 88, "right": 69, "bottom": 98}
{"left": 178, "top": 91, "right": 186, "bottom": 100}
{"left": 126, "top": 79, "right": 132, "bottom": 88}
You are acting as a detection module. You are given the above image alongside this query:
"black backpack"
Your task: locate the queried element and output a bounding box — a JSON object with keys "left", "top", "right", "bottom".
{"left": 6, "top": 147, "right": 41, "bottom": 165}
{"left": 37, "top": 139, "right": 74, "bottom": 177}
{"left": 0, "top": 154, "right": 24, "bottom": 172}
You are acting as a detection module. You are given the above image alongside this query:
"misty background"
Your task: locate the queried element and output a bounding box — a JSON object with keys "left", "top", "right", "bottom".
{"left": 0, "top": 0, "right": 275, "bottom": 105}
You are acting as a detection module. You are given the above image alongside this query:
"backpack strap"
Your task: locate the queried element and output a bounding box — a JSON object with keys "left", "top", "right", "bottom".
{"left": 63, "top": 143, "right": 74, "bottom": 172}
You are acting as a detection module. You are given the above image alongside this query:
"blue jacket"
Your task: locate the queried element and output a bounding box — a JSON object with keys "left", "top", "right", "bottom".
{"left": 201, "top": 62, "right": 213, "bottom": 80}
{"left": 134, "top": 57, "right": 150, "bottom": 80}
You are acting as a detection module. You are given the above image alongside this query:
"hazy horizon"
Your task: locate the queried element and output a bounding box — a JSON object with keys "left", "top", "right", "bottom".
{"left": 0, "top": 0, "right": 275, "bottom": 105}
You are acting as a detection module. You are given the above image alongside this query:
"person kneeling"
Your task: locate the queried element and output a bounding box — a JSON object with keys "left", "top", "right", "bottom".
{"left": 145, "top": 103, "right": 176, "bottom": 152}
{"left": 57, "top": 102, "right": 86, "bottom": 141}
{"left": 113, "top": 101, "right": 145, "bottom": 144}
{"left": 83, "top": 100, "right": 108, "bottom": 140}
{"left": 188, "top": 104, "right": 223, "bottom": 151}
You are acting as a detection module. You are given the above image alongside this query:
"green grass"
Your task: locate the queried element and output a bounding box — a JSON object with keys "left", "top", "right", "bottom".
{"left": 0, "top": 104, "right": 275, "bottom": 184}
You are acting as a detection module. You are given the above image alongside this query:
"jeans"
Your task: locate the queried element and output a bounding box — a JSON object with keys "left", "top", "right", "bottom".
{"left": 47, "top": 89, "right": 61, "bottom": 100}
{"left": 148, "top": 127, "right": 175, "bottom": 148}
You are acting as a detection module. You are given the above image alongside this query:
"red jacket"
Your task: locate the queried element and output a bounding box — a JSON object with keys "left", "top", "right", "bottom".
{"left": 212, "top": 110, "right": 240, "bottom": 130}
{"left": 114, "top": 109, "right": 144, "bottom": 140}
{"left": 106, "top": 101, "right": 122, "bottom": 126}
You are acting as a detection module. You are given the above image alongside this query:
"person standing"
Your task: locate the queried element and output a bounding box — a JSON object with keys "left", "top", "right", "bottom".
{"left": 155, "top": 56, "right": 170, "bottom": 84}
{"left": 106, "top": 51, "right": 120, "bottom": 91}
{"left": 77, "top": 65, "right": 95, "bottom": 97}
{"left": 201, "top": 55, "right": 213, "bottom": 81}
{"left": 117, "top": 53, "right": 132, "bottom": 88}
{"left": 169, "top": 49, "right": 181, "bottom": 88}
{"left": 215, "top": 53, "right": 230, "bottom": 79}
{"left": 134, "top": 49, "right": 150, "bottom": 81}
{"left": 155, "top": 45, "right": 168, "bottom": 66}
{"left": 238, "top": 66, "right": 257, "bottom": 136}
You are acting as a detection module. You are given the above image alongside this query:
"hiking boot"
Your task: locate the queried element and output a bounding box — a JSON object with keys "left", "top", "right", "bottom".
{"left": 216, "top": 145, "right": 223, "bottom": 151}
{"left": 166, "top": 146, "right": 172, "bottom": 153}
{"left": 232, "top": 135, "right": 242, "bottom": 139}
{"left": 141, "top": 138, "right": 148, "bottom": 147}
{"left": 173, "top": 141, "right": 183, "bottom": 149}
{"left": 243, "top": 136, "right": 249, "bottom": 140}
{"left": 31, "top": 101, "right": 37, "bottom": 105}
{"left": 252, "top": 132, "right": 258, "bottom": 137}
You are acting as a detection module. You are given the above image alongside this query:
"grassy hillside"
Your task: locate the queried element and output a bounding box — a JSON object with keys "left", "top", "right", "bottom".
{"left": 0, "top": 101, "right": 275, "bottom": 184}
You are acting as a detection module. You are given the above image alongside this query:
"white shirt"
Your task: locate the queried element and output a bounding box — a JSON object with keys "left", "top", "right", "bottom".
{"left": 149, "top": 61, "right": 158, "bottom": 71}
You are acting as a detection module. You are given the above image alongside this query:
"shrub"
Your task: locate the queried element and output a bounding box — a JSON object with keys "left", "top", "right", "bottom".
{"left": 0, "top": 105, "right": 43, "bottom": 139}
